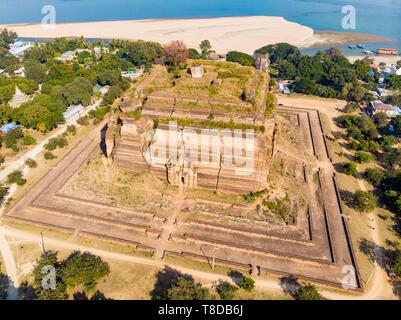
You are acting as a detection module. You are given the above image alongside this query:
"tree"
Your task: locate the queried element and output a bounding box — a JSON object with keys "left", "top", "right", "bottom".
{"left": 226, "top": 51, "right": 254, "bottom": 67}
{"left": 354, "top": 190, "right": 377, "bottom": 213}
{"left": 373, "top": 112, "right": 389, "bottom": 130}
{"left": 25, "top": 158, "right": 37, "bottom": 168}
{"left": 293, "top": 283, "right": 326, "bottom": 300}
{"left": 344, "top": 161, "right": 358, "bottom": 177}
{"left": 32, "top": 251, "right": 68, "bottom": 300}
{"left": 265, "top": 92, "right": 277, "bottom": 118}
{"left": 254, "top": 43, "right": 300, "bottom": 64}
{"left": 239, "top": 276, "right": 255, "bottom": 292}
{"left": 0, "top": 29, "right": 17, "bottom": 49}
{"left": 188, "top": 48, "right": 201, "bottom": 59}
{"left": 98, "top": 69, "right": 121, "bottom": 86}
{"left": 354, "top": 151, "right": 374, "bottom": 163}
{"left": 385, "top": 74, "right": 401, "bottom": 90}
{"left": 0, "top": 104, "right": 13, "bottom": 124}
{"left": 166, "top": 276, "right": 210, "bottom": 300}
{"left": 381, "top": 135, "right": 397, "bottom": 151}
{"left": 277, "top": 60, "right": 297, "bottom": 79}
{"left": 62, "top": 251, "right": 110, "bottom": 292}
{"left": 216, "top": 281, "right": 238, "bottom": 300}
{"left": 199, "top": 40, "right": 212, "bottom": 58}
{"left": 24, "top": 61, "right": 48, "bottom": 84}
{"left": 62, "top": 77, "right": 93, "bottom": 106}
{"left": 163, "top": 41, "right": 188, "bottom": 68}
{"left": 7, "top": 170, "right": 26, "bottom": 186}
{"left": 343, "top": 102, "right": 359, "bottom": 113}
{"left": 363, "top": 168, "right": 386, "bottom": 187}
{"left": 393, "top": 252, "right": 401, "bottom": 278}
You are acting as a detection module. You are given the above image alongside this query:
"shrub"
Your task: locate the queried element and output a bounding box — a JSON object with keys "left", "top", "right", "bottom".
{"left": 343, "top": 103, "right": 359, "bottom": 113}
{"left": 166, "top": 276, "right": 211, "bottom": 300}
{"left": 44, "top": 151, "right": 56, "bottom": 160}
{"left": 0, "top": 154, "right": 4, "bottom": 165}
{"left": 77, "top": 116, "right": 90, "bottom": 126}
{"left": 344, "top": 161, "right": 358, "bottom": 177}
{"left": 394, "top": 252, "right": 401, "bottom": 278}
{"left": 239, "top": 276, "right": 255, "bottom": 292}
{"left": 25, "top": 158, "right": 37, "bottom": 168}
{"left": 66, "top": 125, "right": 77, "bottom": 136}
{"left": 226, "top": 51, "right": 255, "bottom": 67}
{"left": 62, "top": 251, "right": 110, "bottom": 292}
{"left": 22, "top": 134, "right": 37, "bottom": 146}
{"left": 293, "top": 283, "right": 326, "bottom": 300}
{"left": 216, "top": 281, "right": 238, "bottom": 300}
{"left": 0, "top": 184, "right": 8, "bottom": 199}
{"left": 45, "top": 138, "right": 59, "bottom": 151}
{"left": 7, "top": 170, "right": 26, "bottom": 186}
{"left": 354, "top": 151, "right": 374, "bottom": 163}
{"left": 363, "top": 168, "right": 386, "bottom": 187}
{"left": 354, "top": 191, "right": 378, "bottom": 213}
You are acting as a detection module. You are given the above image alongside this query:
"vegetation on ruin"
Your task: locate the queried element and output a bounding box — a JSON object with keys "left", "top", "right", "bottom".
{"left": 154, "top": 117, "right": 265, "bottom": 132}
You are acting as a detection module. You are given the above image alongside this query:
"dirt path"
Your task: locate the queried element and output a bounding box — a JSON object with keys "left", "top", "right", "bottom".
{"left": 1, "top": 223, "right": 396, "bottom": 300}
{"left": 0, "top": 224, "right": 19, "bottom": 300}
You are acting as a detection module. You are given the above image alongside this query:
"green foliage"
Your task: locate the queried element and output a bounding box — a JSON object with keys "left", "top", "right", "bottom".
{"left": 216, "top": 281, "right": 238, "bottom": 300}
{"left": 122, "top": 40, "right": 164, "bottom": 69}
{"left": 354, "top": 151, "right": 374, "bottom": 163}
{"left": 354, "top": 190, "right": 377, "bottom": 213}
{"left": 102, "top": 85, "right": 123, "bottom": 106}
{"left": 364, "top": 168, "right": 386, "bottom": 187}
{"left": 293, "top": 283, "right": 326, "bottom": 300}
{"left": 62, "top": 77, "right": 93, "bottom": 106}
{"left": 239, "top": 276, "right": 255, "bottom": 292}
{"left": 98, "top": 69, "right": 121, "bottom": 86}
{"left": 61, "top": 251, "right": 110, "bottom": 292}
{"left": 21, "top": 134, "right": 36, "bottom": 146}
{"left": 243, "top": 189, "right": 268, "bottom": 202}
{"left": 0, "top": 128, "right": 23, "bottom": 151}
{"left": 155, "top": 117, "right": 265, "bottom": 133}
{"left": 45, "top": 137, "right": 68, "bottom": 151}
{"left": 44, "top": 151, "right": 56, "bottom": 160}
{"left": 226, "top": 51, "right": 255, "bottom": 67}
{"left": 7, "top": 170, "right": 26, "bottom": 186}
{"left": 89, "top": 105, "right": 111, "bottom": 124}
{"left": 66, "top": 125, "right": 77, "bottom": 136}
{"left": 381, "top": 135, "right": 397, "bottom": 151}
{"left": 199, "top": 40, "right": 212, "bottom": 58}
{"left": 255, "top": 43, "right": 300, "bottom": 64}
{"left": 385, "top": 74, "right": 401, "bottom": 90}
{"left": 393, "top": 252, "right": 401, "bottom": 278}
{"left": 0, "top": 183, "right": 8, "bottom": 199}
{"left": 188, "top": 48, "right": 201, "bottom": 59}
{"left": 166, "top": 276, "right": 211, "bottom": 300}
{"left": 373, "top": 112, "right": 389, "bottom": 130}
{"left": 343, "top": 102, "right": 359, "bottom": 113}
{"left": 265, "top": 92, "right": 277, "bottom": 118}
{"left": 0, "top": 28, "right": 18, "bottom": 49}
{"left": 0, "top": 76, "right": 16, "bottom": 103}
{"left": 0, "top": 104, "right": 13, "bottom": 124}
{"left": 25, "top": 158, "right": 37, "bottom": 168}
{"left": 77, "top": 115, "right": 90, "bottom": 126}
{"left": 24, "top": 61, "right": 48, "bottom": 84}
{"left": 344, "top": 161, "right": 358, "bottom": 177}
{"left": 32, "top": 251, "right": 68, "bottom": 300}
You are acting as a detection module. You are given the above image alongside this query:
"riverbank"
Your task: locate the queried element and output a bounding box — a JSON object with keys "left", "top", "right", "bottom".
{"left": 0, "top": 16, "right": 395, "bottom": 54}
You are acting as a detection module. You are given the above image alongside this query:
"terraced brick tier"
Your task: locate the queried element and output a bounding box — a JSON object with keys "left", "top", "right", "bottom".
{"left": 4, "top": 107, "right": 362, "bottom": 291}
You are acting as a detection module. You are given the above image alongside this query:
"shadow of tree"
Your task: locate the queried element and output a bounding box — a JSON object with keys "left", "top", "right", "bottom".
{"left": 73, "top": 290, "right": 112, "bottom": 300}
{"left": 150, "top": 266, "right": 193, "bottom": 300}
{"left": 359, "top": 238, "right": 401, "bottom": 298}
{"left": 18, "top": 281, "right": 36, "bottom": 300}
{"left": 279, "top": 276, "right": 300, "bottom": 297}
{"left": 227, "top": 270, "right": 243, "bottom": 286}
{"left": 340, "top": 190, "right": 357, "bottom": 210}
